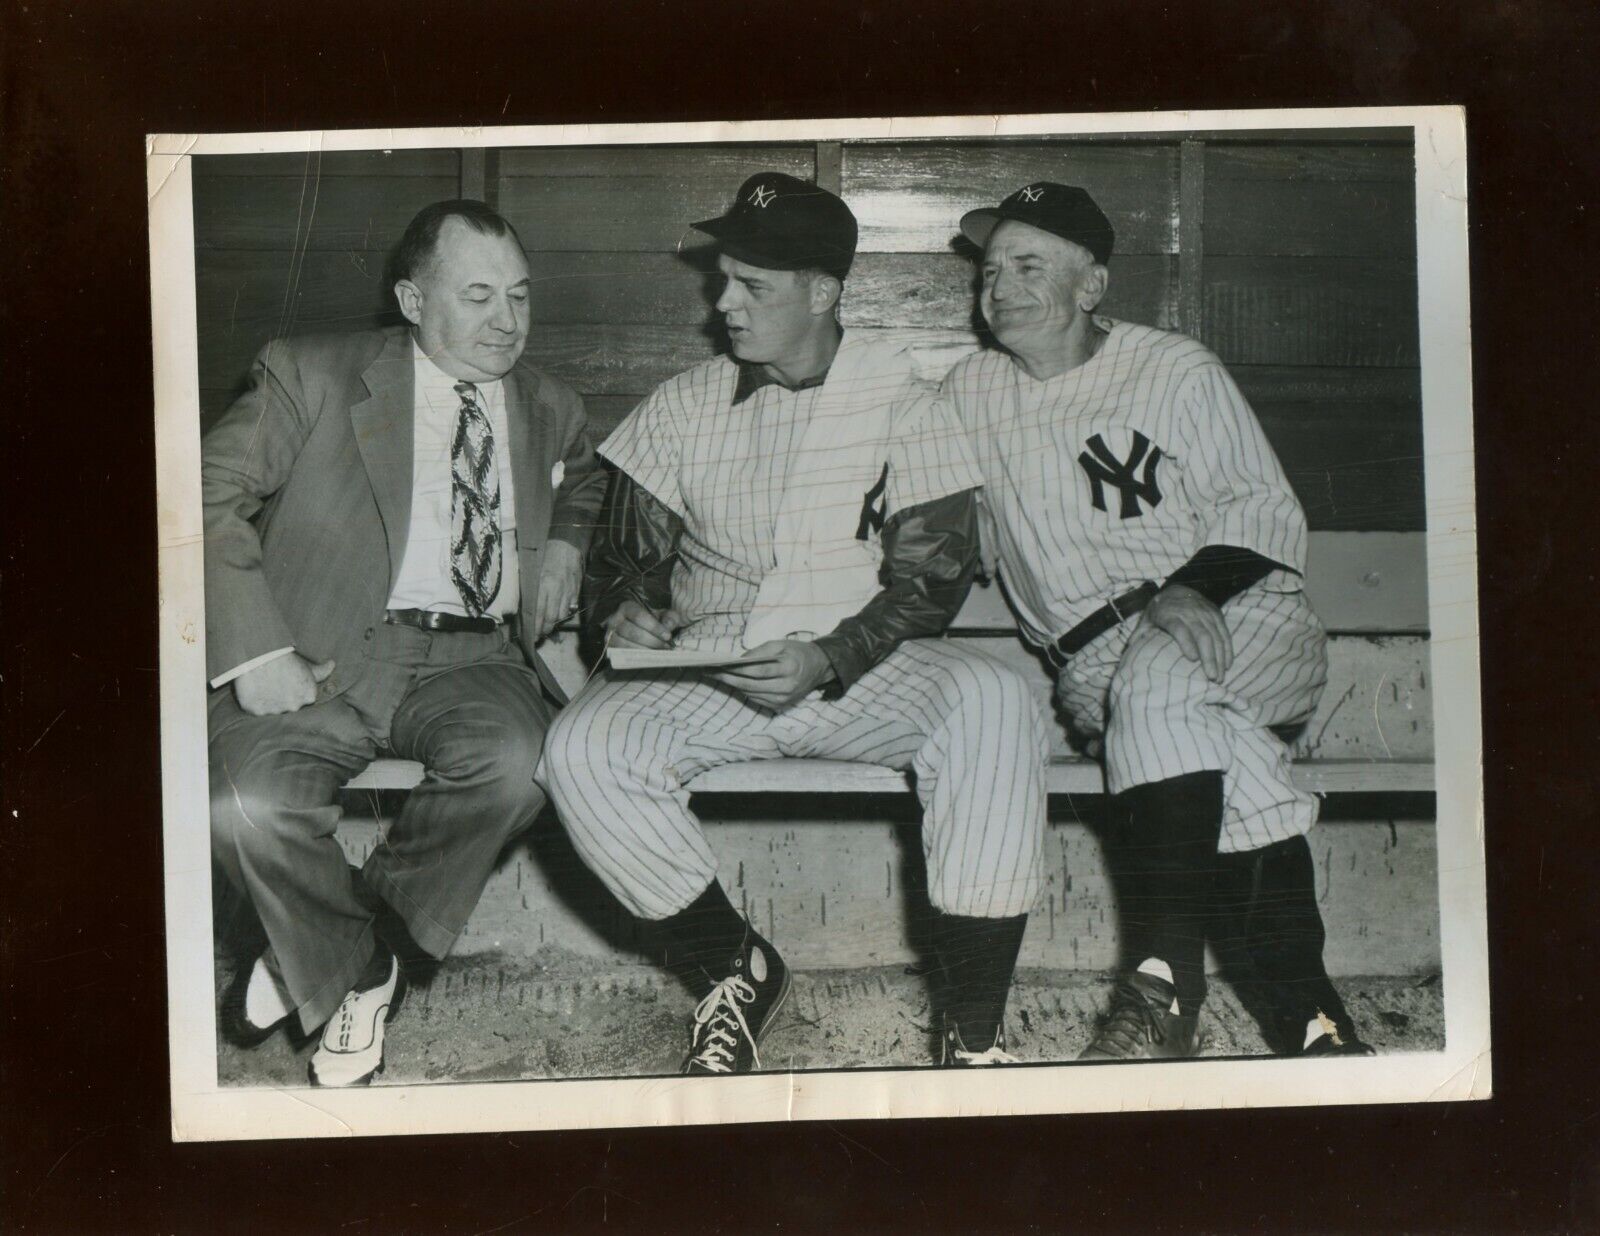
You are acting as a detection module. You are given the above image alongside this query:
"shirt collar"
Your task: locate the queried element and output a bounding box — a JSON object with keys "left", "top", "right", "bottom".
{"left": 412, "top": 337, "right": 501, "bottom": 406}
{"left": 731, "top": 360, "right": 831, "bottom": 407}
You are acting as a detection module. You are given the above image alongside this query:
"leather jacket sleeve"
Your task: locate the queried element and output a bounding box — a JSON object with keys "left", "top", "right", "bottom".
{"left": 813, "top": 487, "right": 980, "bottom": 695}
{"left": 581, "top": 466, "right": 683, "bottom": 637}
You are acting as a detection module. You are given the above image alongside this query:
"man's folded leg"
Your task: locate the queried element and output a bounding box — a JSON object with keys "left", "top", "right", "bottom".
{"left": 364, "top": 659, "right": 556, "bottom": 959}
{"left": 540, "top": 670, "right": 781, "bottom": 922}
{"left": 784, "top": 641, "right": 1050, "bottom": 1064}
{"left": 1213, "top": 835, "right": 1375, "bottom": 1056}
{"left": 1079, "top": 771, "right": 1223, "bottom": 1062}
{"left": 208, "top": 691, "right": 383, "bottom": 1040}
{"left": 540, "top": 671, "right": 794, "bottom": 1073}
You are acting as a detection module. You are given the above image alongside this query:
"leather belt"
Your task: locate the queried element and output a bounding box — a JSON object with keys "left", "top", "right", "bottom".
{"left": 385, "top": 608, "right": 501, "bottom": 635}
{"left": 1044, "top": 581, "right": 1160, "bottom": 669}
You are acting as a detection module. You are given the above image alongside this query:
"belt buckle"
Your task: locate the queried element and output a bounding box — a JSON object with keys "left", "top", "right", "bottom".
{"left": 1107, "top": 581, "right": 1154, "bottom": 625}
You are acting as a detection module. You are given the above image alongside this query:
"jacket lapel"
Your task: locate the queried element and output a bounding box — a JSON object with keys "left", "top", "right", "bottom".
{"left": 501, "top": 364, "right": 569, "bottom": 698}
{"left": 502, "top": 364, "right": 551, "bottom": 554}
{"left": 349, "top": 330, "right": 416, "bottom": 587}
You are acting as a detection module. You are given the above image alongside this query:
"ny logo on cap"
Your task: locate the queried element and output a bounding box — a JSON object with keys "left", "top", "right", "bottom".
{"left": 749, "top": 184, "right": 778, "bottom": 208}
{"left": 1020, "top": 185, "right": 1045, "bottom": 202}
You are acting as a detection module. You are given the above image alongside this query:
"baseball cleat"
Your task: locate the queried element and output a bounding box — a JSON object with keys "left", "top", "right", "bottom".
{"left": 308, "top": 951, "right": 406, "bottom": 1087}
{"left": 1078, "top": 970, "right": 1201, "bottom": 1062}
{"left": 941, "top": 1020, "right": 1019, "bottom": 1067}
{"left": 683, "top": 941, "right": 791, "bottom": 1075}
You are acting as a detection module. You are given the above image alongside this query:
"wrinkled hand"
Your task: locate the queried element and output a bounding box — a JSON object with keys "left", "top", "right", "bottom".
{"left": 1142, "top": 584, "right": 1233, "bottom": 682}
{"left": 604, "top": 599, "right": 687, "bottom": 650}
{"left": 233, "top": 652, "right": 336, "bottom": 716}
{"left": 532, "top": 539, "right": 583, "bottom": 640}
{"left": 708, "top": 640, "right": 835, "bottom": 712}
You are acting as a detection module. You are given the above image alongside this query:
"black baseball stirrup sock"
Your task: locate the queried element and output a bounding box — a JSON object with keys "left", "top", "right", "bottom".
{"left": 1216, "top": 835, "right": 1355, "bottom": 1041}
{"left": 657, "top": 880, "right": 765, "bottom": 997}
{"left": 934, "top": 913, "right": 1028, "bottom": 1048}
{"left": 1112, "top": 770, "right": 1225, "bottom": 1015}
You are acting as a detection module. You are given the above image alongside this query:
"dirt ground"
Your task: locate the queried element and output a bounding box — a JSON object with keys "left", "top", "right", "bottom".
{"left": 216, "top": 949, "right": 1446, "bottom": 1088}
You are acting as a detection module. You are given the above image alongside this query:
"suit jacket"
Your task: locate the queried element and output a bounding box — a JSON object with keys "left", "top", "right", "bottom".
{"left": 202, "top": 325, "right": 605, "bottom": 703}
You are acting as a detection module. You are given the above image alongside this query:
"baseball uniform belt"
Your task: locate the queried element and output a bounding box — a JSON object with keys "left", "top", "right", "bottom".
{"left": 385, "top": 608, "right": 502, "bottom": 635}
{"left": 1045, "top": 581, "right": 1160, "bottom": 668}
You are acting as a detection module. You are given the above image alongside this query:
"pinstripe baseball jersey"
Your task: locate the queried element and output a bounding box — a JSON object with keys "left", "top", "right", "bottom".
{"left": 942, "top": 319, "right": 1308, "bottom": 646}
{"left": 601, "top": 333, "right": 982, "bottom": 652}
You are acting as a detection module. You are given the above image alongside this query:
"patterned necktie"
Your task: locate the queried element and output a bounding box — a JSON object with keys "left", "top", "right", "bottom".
{"left": 450, "top": 381, "right": 502, "bottom": 616}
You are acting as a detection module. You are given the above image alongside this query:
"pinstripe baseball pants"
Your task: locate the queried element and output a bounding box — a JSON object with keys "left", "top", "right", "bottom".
{"left": 539, "top": 639, "right": 1049, "bottom": 921}
{"left": 1053, "top": 587, "right": 1329, "bottom": 853}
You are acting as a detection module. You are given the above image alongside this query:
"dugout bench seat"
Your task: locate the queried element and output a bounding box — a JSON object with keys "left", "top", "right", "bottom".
{"left": 344, "top": 529, "right": 1435, "bottom": 798}
{"left": 335, "top": 531, "right": 1437, "bottom": 975}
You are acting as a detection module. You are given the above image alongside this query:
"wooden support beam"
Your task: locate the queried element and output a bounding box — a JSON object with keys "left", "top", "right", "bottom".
{"left": 814, "top": 141, "right": 843, "bottom": 193}
{"left": 1177, "top": 138, "right": 1206, "bottom": 339}
{"left": 460, "top": 147, "right": 488, "bottom": 202}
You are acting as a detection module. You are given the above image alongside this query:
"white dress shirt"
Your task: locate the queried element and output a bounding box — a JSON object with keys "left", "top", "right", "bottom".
{"left": 386, "top": 342, "right": 520, "bottom": 617}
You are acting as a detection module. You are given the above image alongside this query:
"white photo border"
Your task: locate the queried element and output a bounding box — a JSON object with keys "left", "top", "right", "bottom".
{"left": 149, "top": 105, "right": 1486, "bottom": 1142}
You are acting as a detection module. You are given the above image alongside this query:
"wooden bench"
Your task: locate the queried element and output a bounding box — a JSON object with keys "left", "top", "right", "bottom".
{"left": 344, "top": 530, "right": 1435, "bottom": 800}
{"left": 346, "top": 752, "right": 1432, "bottom": 796}
{"left": 335, "top": 530, "right": 1436, "bottom": 975}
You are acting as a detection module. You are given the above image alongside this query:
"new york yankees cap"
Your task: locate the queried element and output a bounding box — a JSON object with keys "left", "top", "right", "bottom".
{"left": 693, "top": 172, "right": 858, "bottom": 281}
{"left": 960, "top": 182, "right": 1115, "bottom": 264}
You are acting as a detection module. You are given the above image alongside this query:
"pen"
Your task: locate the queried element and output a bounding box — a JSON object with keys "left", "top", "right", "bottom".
{"left": 668, "top": 611, "right": 743, "bottom": 648}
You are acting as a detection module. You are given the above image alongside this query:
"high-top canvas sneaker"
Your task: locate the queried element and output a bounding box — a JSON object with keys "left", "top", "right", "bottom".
{"left": 682, "top": 939, "right": 791, "bottom": 1075}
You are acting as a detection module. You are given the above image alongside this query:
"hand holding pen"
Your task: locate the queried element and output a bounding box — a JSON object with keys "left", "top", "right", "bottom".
{"left": 602, "top": 603, "right": 743, "bottom": 650}
{"left": 602, "top": 599, "right": 687, "bottom": 650}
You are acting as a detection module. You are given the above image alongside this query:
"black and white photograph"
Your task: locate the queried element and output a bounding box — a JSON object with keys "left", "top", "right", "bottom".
{"left": 148, "top": 108, "right": 1484, "bottom": 1140}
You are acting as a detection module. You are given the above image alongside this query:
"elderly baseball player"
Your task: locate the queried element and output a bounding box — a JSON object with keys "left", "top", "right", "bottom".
{"left": 942, "top": 182, "right": 1373, "bottom": 1060}
{"left": 539, "top": 173, "right": 1050, "bottom": 1072}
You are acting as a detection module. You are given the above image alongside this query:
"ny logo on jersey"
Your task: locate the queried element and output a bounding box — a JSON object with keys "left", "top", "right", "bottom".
{"left": 1078, "top": 431, "right": 1164, "bottom": 518}
{"left": 855, "top": 463, "right": 889, "bottom": 541}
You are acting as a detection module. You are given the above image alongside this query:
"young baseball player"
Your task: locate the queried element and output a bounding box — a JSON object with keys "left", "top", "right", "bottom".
{"left": 538, "top": 173, "right": 1050, "bottom": 1072}
{"left": 942, "top": 182, "right": 1374, "bottom": 1060}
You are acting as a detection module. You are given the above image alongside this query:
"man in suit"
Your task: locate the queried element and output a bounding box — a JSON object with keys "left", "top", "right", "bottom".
{"left": 205, "top": 199, "right": 605, "bottom": 1086}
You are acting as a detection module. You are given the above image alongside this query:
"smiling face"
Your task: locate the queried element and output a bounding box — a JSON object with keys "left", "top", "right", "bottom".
{"left": 395, "top": 217, "right": 531, "bottom": 382}
{"left": 713, "top": 253, "right": 837, "bottom": 369}
{"left": 979, "top": 219, "right": 1108, "bottom": 355}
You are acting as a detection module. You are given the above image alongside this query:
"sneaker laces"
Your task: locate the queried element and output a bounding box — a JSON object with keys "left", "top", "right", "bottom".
{"left": 687, "top": 974, "right": 760, "bottom": 1073}
{"left": 953, "top": 1044, "right": 1020, "bottom": 1066}
{"left": 1088, "top": 981, "right": 1165, "bottom": 1058}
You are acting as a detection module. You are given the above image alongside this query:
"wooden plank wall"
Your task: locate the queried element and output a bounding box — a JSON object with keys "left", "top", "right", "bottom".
{"left": 496, "top": 143, "right": 816, "bottom": 437}
{"left": 190, "top": 133, "right": 1422, "bottom": 530}
{"left": 192, "top": 149, "right": 460, "bottom": 424}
